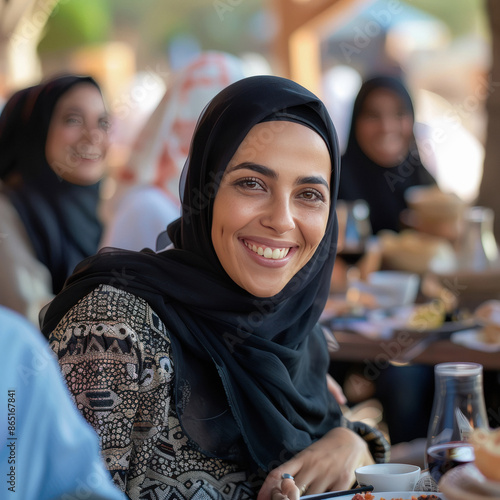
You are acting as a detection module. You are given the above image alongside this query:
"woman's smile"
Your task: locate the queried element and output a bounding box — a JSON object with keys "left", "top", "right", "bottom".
{"left": 241, "top": 238, "right": 294, "bottom": 264}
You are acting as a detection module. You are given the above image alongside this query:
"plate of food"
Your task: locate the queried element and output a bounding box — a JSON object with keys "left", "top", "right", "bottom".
{"left": 439, "top": 464, "right": 500, "bottom": 500}
{"left": 450, "top": 328, "right": 500, "bottom": 352}
{"left": 450, "top": 300, "right": 500, "bottom": 352}
{"left": 324, "top": 300, "right": 475, "bottom": 341}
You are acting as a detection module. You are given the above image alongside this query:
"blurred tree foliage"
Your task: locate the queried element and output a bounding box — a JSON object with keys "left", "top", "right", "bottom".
{"left": 38, "top": 0, "right": 265, "bottom": 59}
{"left": 38, "top": 0, "right": 112, "bottom": 53}
{"left": 409, "top": 0, "right": 489, "bottom": 38}
{"left": 37, "top": 0, "right": 488, "bottom": 62}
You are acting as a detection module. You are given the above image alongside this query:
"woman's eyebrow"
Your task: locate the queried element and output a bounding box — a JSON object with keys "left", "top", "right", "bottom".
{"left": 63, "top": 107, "right": 84, "bottom": 114}
{"left": 227, "top": 162, "right": 329, "bottom": 188}
{"left": 296, "top": 176, "right": 329, "bottom": 188}
{"left": 63, "top": 107, "right": 110, "bottom": 119}
{"left": 226, "top": 162, "right": 277, "bottom": 179}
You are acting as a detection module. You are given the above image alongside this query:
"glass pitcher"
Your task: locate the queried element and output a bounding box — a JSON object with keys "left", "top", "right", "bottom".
{"left": 456, "top": 206, "right": 499, "bottom": 270}
{"left": 425, "top": 362, "right": 489, "bottom": 487}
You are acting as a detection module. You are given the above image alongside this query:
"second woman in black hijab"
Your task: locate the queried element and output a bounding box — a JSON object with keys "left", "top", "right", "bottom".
{"left": 0, "top": 75, "right": 110, "bottom": 324}
{"left": 338, "top": 76, "right": 435, "bottom": 235}
{"left": 42, "top": 75, "right": 388, "bottom": 499}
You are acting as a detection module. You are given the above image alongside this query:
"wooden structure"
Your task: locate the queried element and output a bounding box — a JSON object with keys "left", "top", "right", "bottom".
{"left": 0, "top": 0, "right": 60, "bottom": 95}
{"left": 271, "top": 0, "right": 370, "bottom": 95}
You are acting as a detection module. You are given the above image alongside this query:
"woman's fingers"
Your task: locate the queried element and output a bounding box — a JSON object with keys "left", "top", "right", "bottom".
{"left": 259, "top": 427, "right": 373, "bottom": 499}
{"left": 281, "top": 476, "right": 300, "bottom": 500}
{"left": 258, "top": 468, "right": 300, "bottom": 500}
{"left": 326, "top": 373, "right": 347, "bottom": 405}
{"left": 270, "top": 486, "right": 289, "bottom": 500}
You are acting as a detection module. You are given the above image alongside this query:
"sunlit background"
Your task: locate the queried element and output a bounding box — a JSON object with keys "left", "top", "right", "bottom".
{"left": 0, "top": 0, "right": 491, "bottom": 203}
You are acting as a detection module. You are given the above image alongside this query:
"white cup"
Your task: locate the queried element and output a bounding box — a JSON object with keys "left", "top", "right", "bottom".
{"left": 355, "top": 463, "right": 421, "bottom": 492}
{"left": 367, "top": 271, "right": 420, "bottom": 309}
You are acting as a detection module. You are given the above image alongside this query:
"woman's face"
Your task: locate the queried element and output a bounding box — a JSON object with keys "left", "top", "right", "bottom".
{"left": 355, "top": 88, "right": 413, "bottom": 167}
{"left": 212, "top": 121, "right": 331, "bottom": 298}
{"left": 45, "top": 83, "right": 111, "bottom": 185}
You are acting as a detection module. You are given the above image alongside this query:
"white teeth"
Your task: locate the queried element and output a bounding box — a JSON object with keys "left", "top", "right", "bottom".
{"left": 79, "top": 154, "right": 101, "bottom": 160}
{"left": 244, "top": 241, "right": 290, "bottom": 260}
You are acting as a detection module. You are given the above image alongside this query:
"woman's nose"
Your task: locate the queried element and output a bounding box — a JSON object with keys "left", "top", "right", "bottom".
{"left": 260, "top": 197, "right": 296, "bottom": 234}
{"left": 380, "top": 114, "right": 399, "bottom": 133}
{"left": 82, "top": 127, "right": 105, "bottom": 145}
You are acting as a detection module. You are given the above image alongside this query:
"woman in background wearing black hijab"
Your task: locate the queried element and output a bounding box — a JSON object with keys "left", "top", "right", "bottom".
{"left": 338, "top": 75, "right": 435, "bottom": 235}
{"left": 42, "top": 75, "right": 388, "bottom": 500}
{"left": 0, "top": 75, "right": 110, "bottom": 324}
{"left": 335, "top": 76, "right": 436, "bottom": 446}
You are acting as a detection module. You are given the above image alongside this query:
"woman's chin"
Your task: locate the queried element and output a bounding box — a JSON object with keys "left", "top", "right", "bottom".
{"left": 242, "top": 281, "right": 286, "bottom": 299}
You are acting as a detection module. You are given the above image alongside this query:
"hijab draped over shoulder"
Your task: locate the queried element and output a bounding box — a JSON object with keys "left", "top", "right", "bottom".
{"left": 338, "top": 76, "right": 435, "bottom": 234}
{"left": 0, "top": 75, "right": 103, "bottom": 294}
{"left": 42, "top": 75, "right": 342, "bottom": 472}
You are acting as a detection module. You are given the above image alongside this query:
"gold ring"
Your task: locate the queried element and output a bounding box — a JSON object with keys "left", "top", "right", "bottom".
{"left": 299, "top": 484, "right": 308, "bottom": 496}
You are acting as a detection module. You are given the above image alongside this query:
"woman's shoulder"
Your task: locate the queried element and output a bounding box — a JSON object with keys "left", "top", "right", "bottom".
{"left": 51, "top": 283, "right": 170, "bottom": 344}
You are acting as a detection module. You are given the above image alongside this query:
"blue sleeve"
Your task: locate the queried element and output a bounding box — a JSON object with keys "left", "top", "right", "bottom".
{"left": 0, "top": 306, "right": 127, "bottom": 500}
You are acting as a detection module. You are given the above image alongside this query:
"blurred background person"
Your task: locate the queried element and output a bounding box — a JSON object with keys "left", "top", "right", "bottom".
{"left": 0, "top": 305, "right": 125, "bottom": 500}
{"left": 0, "top": 75, "right": 110, "bottom": 325}
{"left": 331, "top": 75, "right": 437, "bottom": 447}
{"left": 100, "top": 51, "right": 248, "bottom": 252}
{"left": 338, "top": 75, "right": 436, "bottom": 236}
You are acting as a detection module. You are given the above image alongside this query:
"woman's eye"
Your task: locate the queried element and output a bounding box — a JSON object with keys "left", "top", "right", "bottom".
{"left": 300, "top": 189, "right": 324, "bottom": 202}
{"left": 99, "top": 119, "right": 112, "bottom": 132}
{"left": 235, "top": 177, "right": 264, "bottom": 190}
{"left": 65, "top": 115, "right": 82, "bottom": 125}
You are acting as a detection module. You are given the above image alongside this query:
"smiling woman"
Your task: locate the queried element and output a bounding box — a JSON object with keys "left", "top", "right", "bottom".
{"left": 338, "top": 76, "right": 435, "bottom": 235}
{"left": 0, "top": 75, "right": 110, "bottom": 325}
{"left": 41, "top": 75, "right": 389, "bottom": 500}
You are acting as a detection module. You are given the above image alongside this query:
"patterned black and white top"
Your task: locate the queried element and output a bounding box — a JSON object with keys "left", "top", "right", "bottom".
{"left": 48, "top": 284, "right": 389, "bottom": 499}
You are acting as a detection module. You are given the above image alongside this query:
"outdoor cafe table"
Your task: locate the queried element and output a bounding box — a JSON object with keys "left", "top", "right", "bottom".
{"left": 327, "top": 327, "right": 500, "bottom": 371}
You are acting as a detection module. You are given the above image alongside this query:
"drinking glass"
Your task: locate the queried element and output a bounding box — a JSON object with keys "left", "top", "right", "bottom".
{"left": 338, "top": 199, "right": 372, "bottom": 266}
{"left": 425, "top": 362, "right": 488, "bottom": 488}
{"left": 337, "top": 200, "right": 375, "bottom": 310}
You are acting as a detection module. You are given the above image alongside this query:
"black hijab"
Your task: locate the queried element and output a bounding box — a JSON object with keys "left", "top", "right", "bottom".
{"left": 0, "top": 75, "right": 104, "bottom": 294}
{"left": 338, "top": 76, "right": 435, "bottom": 234}
{"left": 42, "top": 75, "right": 341, "bottom": 473}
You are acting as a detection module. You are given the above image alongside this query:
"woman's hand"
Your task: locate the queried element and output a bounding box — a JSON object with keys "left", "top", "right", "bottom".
{"left": 257, "top": 427, "right": 374, "bottom": 500}
{"left": 326, "top": 373, "right": 347, "bottom": 406}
